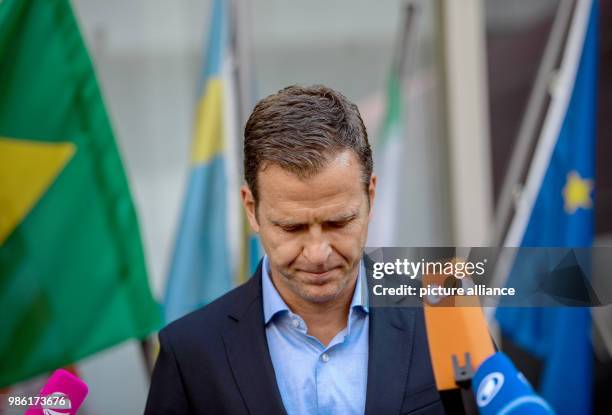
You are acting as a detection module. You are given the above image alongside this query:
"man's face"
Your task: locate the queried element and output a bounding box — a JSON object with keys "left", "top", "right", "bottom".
{"left": 241, "top": 150, "right": 376, "bottom": 305}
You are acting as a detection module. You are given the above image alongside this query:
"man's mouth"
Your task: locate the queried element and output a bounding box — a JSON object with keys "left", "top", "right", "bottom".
{"left": 296, "top": 267, "right": 340, "bottom": 282}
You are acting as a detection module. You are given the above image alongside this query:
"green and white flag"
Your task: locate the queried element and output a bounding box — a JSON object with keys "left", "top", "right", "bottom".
{"left": 369, "top": 74, "right": 406, "bottom": 246}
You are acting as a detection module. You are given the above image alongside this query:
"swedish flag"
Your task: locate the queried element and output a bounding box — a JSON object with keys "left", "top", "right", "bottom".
{"left": 164, "top": 0, "right": 241, "bottom": 323}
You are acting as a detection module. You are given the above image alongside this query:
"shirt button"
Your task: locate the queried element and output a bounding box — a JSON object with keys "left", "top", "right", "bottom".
{"left": 292, "top": 319, "right": 300, "bottom": 328}
{"left": 321, "top": 353, "right": 330, "bottom": 363}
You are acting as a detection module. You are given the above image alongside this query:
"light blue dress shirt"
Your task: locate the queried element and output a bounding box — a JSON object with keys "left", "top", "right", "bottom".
{"left": 262, "top": 256, "right": 369, "bottom": 415}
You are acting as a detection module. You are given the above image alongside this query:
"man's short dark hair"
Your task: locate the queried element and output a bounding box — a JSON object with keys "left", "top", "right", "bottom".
{"left": 243, "top": 85, "right": 373, "bottom": 202}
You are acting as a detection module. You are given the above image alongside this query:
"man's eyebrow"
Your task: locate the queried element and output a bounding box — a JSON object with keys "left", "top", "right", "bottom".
{"left": 268, "top": 210, "right": 359, "bottom": 227}
{"left": 267, "top": 216, "right": 305, "bottom": 227}
{"left": 326, "top": 211, "right": 359, "bottom": 223}
{"left": 269, "top": 219, "right": 300, "bottom": 227}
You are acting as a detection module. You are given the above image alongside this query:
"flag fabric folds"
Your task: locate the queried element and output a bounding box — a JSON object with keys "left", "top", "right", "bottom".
{"left": 496, "top": 0, "right": 598, "bottom": 413}
{"left": 164, "top": 0, "right": 243, "bottom": 323}
{"left": 0, "top": 0, "right": 160, "bottom": 387}
{"left": 368, "top": 72, "right": 406, "bottom": 246}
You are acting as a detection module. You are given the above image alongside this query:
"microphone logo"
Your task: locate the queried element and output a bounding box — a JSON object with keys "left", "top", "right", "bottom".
{"left": 42, "top": 391, "right": 72, "bottom": 415}
{"left": 476, "top": 372, "right": 504, "bottom": 407}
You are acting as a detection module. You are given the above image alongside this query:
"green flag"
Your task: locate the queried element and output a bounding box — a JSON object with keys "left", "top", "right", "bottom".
{"left": 0, "top": 0, "right": 160, "bottom": 387}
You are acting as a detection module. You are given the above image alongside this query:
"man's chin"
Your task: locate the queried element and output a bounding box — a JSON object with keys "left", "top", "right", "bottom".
{"left": 297, "top": 289, "right": 340, "bottom": 304}
{"left": 294, "top": 280, "right": 348, "bottom": 304}
{"left": 279, "top": 267, "right": 357, "bottom": 304}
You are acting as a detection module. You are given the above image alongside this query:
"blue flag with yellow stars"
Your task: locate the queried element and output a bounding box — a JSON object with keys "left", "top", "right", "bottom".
{"left": 496, "top": 0, "right": 598, "bottom": 414}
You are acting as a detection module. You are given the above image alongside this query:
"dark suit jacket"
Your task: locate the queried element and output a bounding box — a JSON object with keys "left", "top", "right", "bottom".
{"left": 145, "top": 263, "right": 444, "bottom": 414}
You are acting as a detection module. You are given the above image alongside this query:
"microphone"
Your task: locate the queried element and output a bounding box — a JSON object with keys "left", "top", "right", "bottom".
{"left": 422, "top": 260, "right": 553, "bottom": 414}
{"left": 24, "top": 369, "right": 89, "bottom": 415}
{"left": 422, "top": 271, "right": 495, "bottom": 391}
{"left": 473, "top": 352, "right": 554, "bottom": 415}
{"left": 422, "top": 268, "right": 495, "bottom": 414}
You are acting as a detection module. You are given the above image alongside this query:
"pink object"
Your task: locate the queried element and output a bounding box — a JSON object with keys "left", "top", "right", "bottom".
{"left": 24, "top": 369, "right": 89, "bottom": 414}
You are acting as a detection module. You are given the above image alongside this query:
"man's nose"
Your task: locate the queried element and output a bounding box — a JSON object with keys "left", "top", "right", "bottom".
{"left": 303, "top": 228, "right": 332, "bottom": 265}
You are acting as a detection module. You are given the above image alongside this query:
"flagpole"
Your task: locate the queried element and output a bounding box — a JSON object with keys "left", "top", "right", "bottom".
{"left": 491, "top": 0, "right": 575, "bottom": 246}
{"left": 231, "top": 0, "right": 256, "bottom": 130}
{"left": 394, "top": 2, "right": 417, "bottom": 79}
{"left": 230, "top": 0, "right": 259, "bottom": 283}
{"left": 140, "top": 338, "right": 155, "bottom": 377}
{"left": 487, "top": 0, "right": 575, "bottom": 302}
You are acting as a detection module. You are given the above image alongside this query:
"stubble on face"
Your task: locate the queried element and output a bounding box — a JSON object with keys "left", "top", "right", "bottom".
{"left": 242, "top": 150, "right": 376, "bottom": 311}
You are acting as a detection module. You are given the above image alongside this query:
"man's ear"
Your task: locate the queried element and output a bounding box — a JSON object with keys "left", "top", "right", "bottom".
{"left": 241, "top": 184, "right": 260, "bottom": 232}
{"left": 368, "top": 174, "right": 377, "bottom": 220}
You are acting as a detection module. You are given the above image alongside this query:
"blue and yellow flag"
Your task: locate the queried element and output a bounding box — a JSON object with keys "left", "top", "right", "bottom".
{"left": 496, "top": 0, "right": 598, "bottom": 413}
{"left": 164, "top": 0, "right": 240, "bottom": 323}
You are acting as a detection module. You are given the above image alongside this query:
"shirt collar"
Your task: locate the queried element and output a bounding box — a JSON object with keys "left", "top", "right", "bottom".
{"left": 262, "top": 256, "right": 290, "bottom": 324}
{"left": 261, "top": 255, "right": 369, "bottom": 325}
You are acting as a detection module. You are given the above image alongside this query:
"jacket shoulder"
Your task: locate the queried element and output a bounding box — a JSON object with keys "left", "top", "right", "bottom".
{"left": 160, "top": 276, "right": 259, "bottom": 345}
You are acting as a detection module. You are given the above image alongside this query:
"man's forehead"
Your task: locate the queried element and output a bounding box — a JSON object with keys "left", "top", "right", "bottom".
{"left": 264, "top": 200, "right": 362, "bottom": 225}
{"left": 260, "top": 148, "right": 357, "bottom": 174}
{"left": 257, "top": 150, "right": 361, "bottom": 190}
{"left": 259, "top": 164, "right": 362, "bottom": 198}
{"left": 253, "top": 149, "right": 368, "bottom": 221}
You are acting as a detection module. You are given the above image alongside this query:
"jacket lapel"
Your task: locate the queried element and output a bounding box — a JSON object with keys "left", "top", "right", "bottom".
{"left": 222, "top": 269, "right": 286, "bottom": 415}
{"left": 364, "top": 307, "right": 417, "bottom": 415}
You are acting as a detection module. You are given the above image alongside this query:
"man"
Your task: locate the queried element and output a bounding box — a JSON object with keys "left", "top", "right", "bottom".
{"left": 145, "top": 85, "right": 443, "bottom": 414}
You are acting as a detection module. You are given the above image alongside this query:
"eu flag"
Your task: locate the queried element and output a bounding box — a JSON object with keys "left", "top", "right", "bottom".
{"left": 496, "top": 0, "right": 598, "bottom": 413}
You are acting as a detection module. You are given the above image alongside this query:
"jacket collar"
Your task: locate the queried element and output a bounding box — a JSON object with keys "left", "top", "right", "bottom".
{"left": 223, "top": 260, "right": 417, "bottom": 415}
{"left": 222, "top": 263, "right": 287, "bottom": 415}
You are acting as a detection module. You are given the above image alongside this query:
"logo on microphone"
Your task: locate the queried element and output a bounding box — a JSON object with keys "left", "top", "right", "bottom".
{"left": 476, "top": 372, "right": 504, "bottom": 407}
{"left": 42, "top": 391, "right": 72, "bottom": 415}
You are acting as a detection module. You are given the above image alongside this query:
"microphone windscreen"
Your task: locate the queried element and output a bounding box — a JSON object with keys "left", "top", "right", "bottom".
{"left": 423, "top": 272, "right": 495, "bottom": 390}
{"left": 25, "top": 369, "right": 89, "bottom": 415}
{"left": 473, "top": 352, "right": 554, "bottom": 415}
